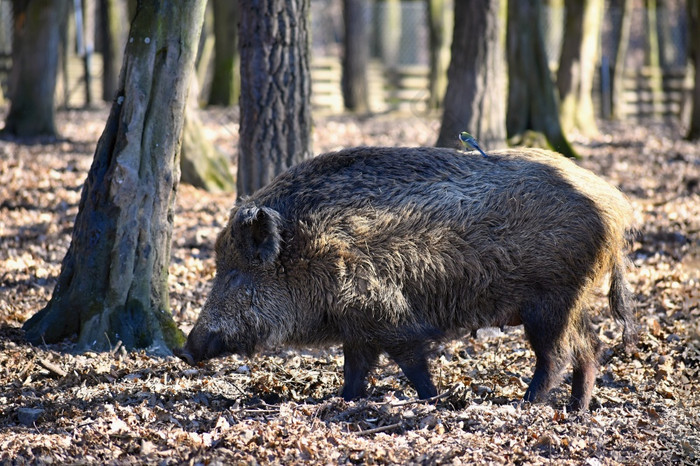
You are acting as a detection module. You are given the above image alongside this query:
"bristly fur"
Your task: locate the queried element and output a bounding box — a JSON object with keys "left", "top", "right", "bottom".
{"left": 181, "top": 146, "right": 636, "bottom": 410}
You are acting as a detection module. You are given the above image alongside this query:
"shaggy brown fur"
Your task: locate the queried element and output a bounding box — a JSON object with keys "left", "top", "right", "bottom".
{"left": 178, "top": 146, "right": 636, "bottom": 410}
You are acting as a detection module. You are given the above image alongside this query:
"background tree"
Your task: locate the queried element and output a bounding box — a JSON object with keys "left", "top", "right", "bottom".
{"left": 436, "top": 0, "right": 506, "bottom": 150}
{"left": 99, "top": 0, "right": 127, "bottom": 102}
{"left": 610, "top": 0, "right": 632, "bottom": 119}
{"left": 208, "top": 0, "right": 239, "bottom": 106}
{"left": 2, "top": 0, "right": 68, "bottom": 138}
{"left": 181, "top": 76, "right": 236, "bottom": 191}
{"left": 23, "top": 0, "right": 206, "bottom": 352}
{"left": 507, "top": 0, "right": 577, "bottom": 158}
{"left": 237, "top": 0, "right": 312, "bottom": 197}
{"left": 557, "top": 0, "right": 603, "bottom": 137}
{"left": 688, "top": 0, "right": 700, "bottom": 139}
{"left": 342, "top": 0, "right": 370, "bottom": 113}
{"left": 427, "top": 0, "right": 452, "bottom": 110}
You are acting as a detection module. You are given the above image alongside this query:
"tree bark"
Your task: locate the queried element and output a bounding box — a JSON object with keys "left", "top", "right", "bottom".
{"left": 237, "top": 0, "right": 312, "bottom": 197}
{"left": 557, "top": 0, "right": 603, "bottom": 137}
{"left": 208, "top": 0, "right": 239, "bottom": 106}
{"left": 3, "top": 0, "right": 68, "bottom": 139}
{"left": 687, "top": 0, "right": 700, "bottom": 139}
{"left": 342, "top": 0, "right": 370, "bottom": 113}
{"left": 23, "top": 0, "right": 206, "bottom": 353}
{"left": 99, "top": 0, "right": 127, "bottom": 101}
{"left": 506, "top": 0, "right": 577, "bottom": 158}
{"left": 436, "top": 0, "right": 506, "bottom": 150}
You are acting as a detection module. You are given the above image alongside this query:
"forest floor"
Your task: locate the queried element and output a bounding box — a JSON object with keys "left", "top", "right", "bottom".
{"left": 0, "top": 106, "right": 699, "bottom": 465}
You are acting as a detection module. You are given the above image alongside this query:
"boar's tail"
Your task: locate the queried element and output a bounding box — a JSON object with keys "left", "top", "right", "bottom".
{"left": 608, "top": 259, "right": 638, "bottom": 350}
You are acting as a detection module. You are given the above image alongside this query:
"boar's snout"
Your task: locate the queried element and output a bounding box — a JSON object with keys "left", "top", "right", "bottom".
{"left": 176, "top": 326, "right": 227, "bottom": 365}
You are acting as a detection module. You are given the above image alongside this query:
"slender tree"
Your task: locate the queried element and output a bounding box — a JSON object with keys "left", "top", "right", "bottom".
{"left": 2, "top": 0, "right": 68, "bottom": 138}
{"left": 23, "top": 0, "right": 206, "bottom": 352}
{"left": 99, "top": 0, "right": 127, "bottom": 101}
{"left": 557, "top": 0, "right": 603, "bottom": 137}
{"left": 208, "top": 0, "right": 239, "bottom": 106}
{"left": 610, "top": 0, "right": 632, "bottom": 119}
{"left": 427, "top": 0, "right": 452, "bottom": 110}
{"left": 688, "top": 0, "right": 700, "bottom": 139}
{"left": 237, "top": 0, "right": 312, "bottom": 197}
{"left": 436, "top": 0, "right": 506, "bottom": 150}
{"left": 342, "top": 0, "right": 370, "bottom": 113}
{"left": 507, "top": 0, "right": 577, "bottom": 158}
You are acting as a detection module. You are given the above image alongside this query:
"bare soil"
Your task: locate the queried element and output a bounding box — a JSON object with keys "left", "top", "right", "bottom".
{"left": 1, "top": 106, "right": 699, "bottom": 465}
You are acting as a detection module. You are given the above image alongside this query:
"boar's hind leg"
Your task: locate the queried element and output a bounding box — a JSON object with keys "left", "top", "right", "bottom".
{"left": 342, "top": 343, "right": 381, "bottom": 400}
{"left": 521, "top": 298, "right": 570, "bottom": 405}
{"left": 569, "top": 313, "right": 601, "bottom": 411}
{"left": 384, "top": 342, "right": 437, "bottom": 399}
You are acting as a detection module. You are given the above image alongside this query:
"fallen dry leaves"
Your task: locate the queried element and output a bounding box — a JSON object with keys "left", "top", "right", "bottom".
{"left": 1, "top": 107, "right": 699, "bottom": 464}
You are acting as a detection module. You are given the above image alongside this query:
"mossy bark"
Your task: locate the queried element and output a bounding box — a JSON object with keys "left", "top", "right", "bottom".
{"left": 436, "top": 0, "right": 506, "bottom": 150}
{"left": 181, "top": 78, "right": 235, "bottom": 192}
{"left": 427, "top": 0, "right": 452, "bottom": 110}
{"left": 3, "top": 0, "right": 67, "bottom": 139}
{"left": 23, "top": 0, "right": 206, "bottom": 353}
{"left": 506, "top": 0, "right": 577, "bottom": 158}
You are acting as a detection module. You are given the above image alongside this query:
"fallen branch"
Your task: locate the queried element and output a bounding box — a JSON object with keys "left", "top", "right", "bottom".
{"left": 38, "top": 359, "right": 67, "bottom": 378}
{"left": 356, "top": 422, "right": 402, "bottom": 436}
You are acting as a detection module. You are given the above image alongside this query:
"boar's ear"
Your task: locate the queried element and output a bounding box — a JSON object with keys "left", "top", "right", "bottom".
{"left": 233, "top": 206, "right": 282, "bottom": 264}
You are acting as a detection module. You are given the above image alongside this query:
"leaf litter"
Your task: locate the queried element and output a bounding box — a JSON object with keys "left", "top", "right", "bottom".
{"left": 0, "top": 107, "right": 699, "bottom": 464}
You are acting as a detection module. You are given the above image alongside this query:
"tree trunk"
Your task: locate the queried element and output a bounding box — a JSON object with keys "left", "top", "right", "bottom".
{"left": 79, "top": 0, "right": 96, "bottom": 107}
{"left": 506, "top": 0, "right": 577, "bottom": 158}
{"left": 688, "top": 0, "right": 700, "bottom": 140}
{"left": 3, "top": 0, "right": 68, "bottom": 139}
{"left": 557, "top": 0, "right": 603, "bottom": 137}
{"left": 23, "top": 0, "right": 206, "bottom": 353}
{"left": 374, "top": 0, "right": 401, "bottom": 69}
{"left": 207, "top": 0, "right": 239, "bottom": 106}
{"left": 181, "top": 77, "right": 235, "bottom": 191}
{"left": 342, "top": 0, "right": 370, "bottom": 113}
{"left": 427, "top": 0, "right": 452, "bottom": 110}
{"left": 645, "top": 0, "right": 664, "bottom": 116}
{"left": 436, "top": 0, "right": 506, "bottom": 150}
{"left": 99, "top": 0, "right": 127, "bottom": 101}
{"left": 611, "top": 0, "right": 631, "bottom": 120}
{"left": 238, "top": 0, "right": 312, "bottom": 197}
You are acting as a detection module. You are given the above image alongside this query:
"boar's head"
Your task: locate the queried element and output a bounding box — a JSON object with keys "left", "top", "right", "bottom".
{"left": 177, "top": 204, "right": 293, "bottom": 365}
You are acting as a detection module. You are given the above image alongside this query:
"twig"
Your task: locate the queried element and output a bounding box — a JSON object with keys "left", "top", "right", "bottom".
{"left": 38, "top": 359, "right": 68, "bottom": 378}
{"left": 356, "top": 422, "right": 402, "bottom": 436}
{"left": 388, "top": 387, "right": 455, "bottom": 407}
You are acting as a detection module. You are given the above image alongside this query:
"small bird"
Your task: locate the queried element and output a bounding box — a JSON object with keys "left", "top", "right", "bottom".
{"left": 459, "top": 131, "right": 488, "bottom": 158}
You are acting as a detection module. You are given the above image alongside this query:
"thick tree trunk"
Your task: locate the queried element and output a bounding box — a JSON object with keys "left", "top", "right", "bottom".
{"left": 342, "top": 0, "right": 370, "bottom": 113}
{"left": 237, "top": 0, "right": 312, "bottom": 197}
{"left": 688, "top": 0, "right": 700, "bottom": 140}
{"left": 181, "top": 77, "right": 235, "bottom": 191}
{"left": 506, "top": 0, "right": 577, "bottom": 158}
{"left": 208, "top": 0, "right": 239, "bottom": 106}
{"left": 3, "top": 0, "right": 67, "bottom": 138}
{"left": 99, "top": 0, "right": 127, "bottom": 101}
{"left": 436, "top": 0, "right": 506, "bottom": 150}
{"left": 427, "top": 0, "right": 452, "bottom": 110}
{"left": 557, "top": 0, "right": 602, "bottom": 137}
{"left": 23, "top": 0, "right": 206, "bottom": 353}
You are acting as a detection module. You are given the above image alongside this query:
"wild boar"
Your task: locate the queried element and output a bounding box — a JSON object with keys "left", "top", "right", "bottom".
{"left": 178, "top": 146, "right": 636, "bottom": 410}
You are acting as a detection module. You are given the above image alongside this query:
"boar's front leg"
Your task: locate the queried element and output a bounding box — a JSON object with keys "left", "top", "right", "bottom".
{"left": 342, "top": 343, "right": 380, "bottom": 400}
{"left": 385, "top": 342, "right": 438, "bottom": 399}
